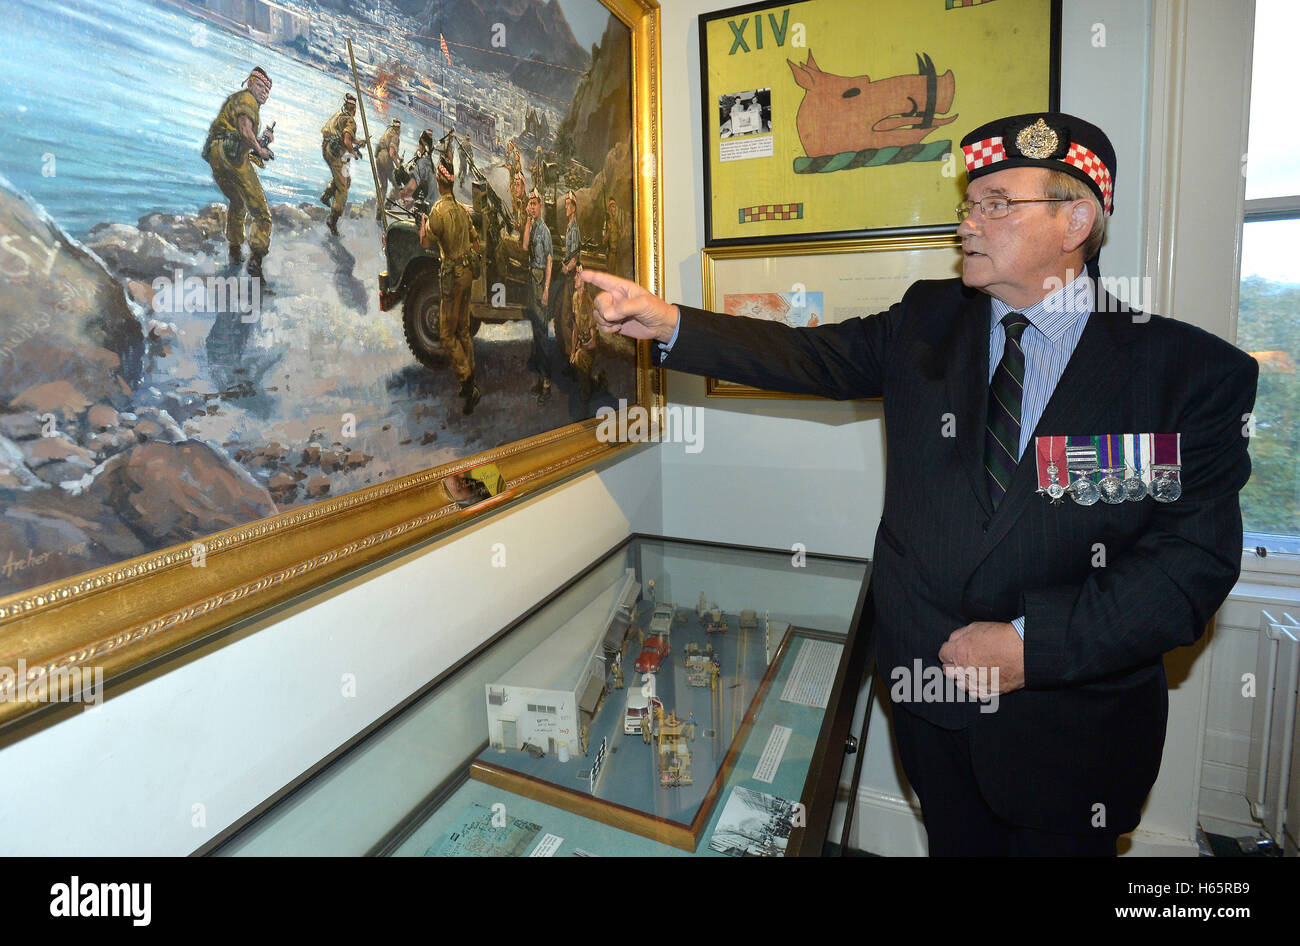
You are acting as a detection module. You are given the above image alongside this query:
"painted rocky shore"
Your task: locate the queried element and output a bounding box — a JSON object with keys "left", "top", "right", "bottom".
{"left": 0, "top": 175, "right": 631, "bottom": 597}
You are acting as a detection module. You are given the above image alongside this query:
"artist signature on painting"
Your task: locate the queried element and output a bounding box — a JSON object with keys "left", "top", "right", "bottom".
{"left": 1, "top": 541, "right": 90, "bottom": 580}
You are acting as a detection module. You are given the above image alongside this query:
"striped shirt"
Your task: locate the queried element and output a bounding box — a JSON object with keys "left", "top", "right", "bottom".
{"left": 988, "top": 274, "right": 1093, "bottom": 462}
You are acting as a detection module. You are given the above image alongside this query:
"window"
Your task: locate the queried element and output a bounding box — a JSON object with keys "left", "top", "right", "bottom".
{"left": 1238, "top": 0, "right": 1300, "bottom": 555}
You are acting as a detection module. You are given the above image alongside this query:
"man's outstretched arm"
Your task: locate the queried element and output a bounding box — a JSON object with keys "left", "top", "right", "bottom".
{"left": 580, "top": 270, "right": 899, "bottom": 400}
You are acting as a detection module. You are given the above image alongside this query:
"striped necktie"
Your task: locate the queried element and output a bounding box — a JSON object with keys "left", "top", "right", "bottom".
{"left": 985, "top": 312, "right": 1031, "bottom": 507}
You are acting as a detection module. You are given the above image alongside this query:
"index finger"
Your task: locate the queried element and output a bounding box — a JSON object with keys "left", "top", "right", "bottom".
{"left": 581, "top": 269, "right": 635, "bottom": 294}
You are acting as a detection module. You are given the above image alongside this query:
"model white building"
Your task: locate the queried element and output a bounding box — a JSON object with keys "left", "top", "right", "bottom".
{"left": 486, "top": 570, "right": 639, "bottom": 760}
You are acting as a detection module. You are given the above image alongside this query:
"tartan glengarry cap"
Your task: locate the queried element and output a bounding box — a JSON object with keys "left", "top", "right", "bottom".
{"left": 960, "top": 112, "right": 1116, "bottom": 216}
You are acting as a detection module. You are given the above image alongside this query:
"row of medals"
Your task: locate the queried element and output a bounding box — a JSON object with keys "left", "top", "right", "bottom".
{"left": 1041, "top": 459, "right": 1183, "bottom": 506}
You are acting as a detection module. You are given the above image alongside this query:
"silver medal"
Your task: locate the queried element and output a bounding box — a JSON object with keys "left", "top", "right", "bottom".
{"left": 1044, "top": 458, "right": 1066, "bottom": 505}
{"left": 1152, "top": 468, "right": 1182, "bottom": 503}
{"left": 1122, "top": 473, "right": 1147, "bottom": 502}
{"left": 1098, "top": 468, "right": 1126, "bottom": 504}
{"left": 1069, "top": 473, "right": 1100, "bottom": 506}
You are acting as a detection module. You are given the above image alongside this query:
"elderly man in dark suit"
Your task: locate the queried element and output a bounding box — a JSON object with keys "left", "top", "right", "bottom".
{"left": 580, "top": 112, "right": 1258, "bottom": 856}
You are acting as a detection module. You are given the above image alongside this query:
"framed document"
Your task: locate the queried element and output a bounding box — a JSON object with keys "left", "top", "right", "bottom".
{"left": 699, "top": 0, "right": 1061, "bottom": 246}
{"left": 701, "top": 234, "right": 962, "bottom": 398}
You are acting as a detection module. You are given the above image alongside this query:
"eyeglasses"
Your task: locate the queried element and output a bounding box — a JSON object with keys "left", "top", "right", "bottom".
{"left": 956, "top": 196, "right": 1069, "bottom": 221}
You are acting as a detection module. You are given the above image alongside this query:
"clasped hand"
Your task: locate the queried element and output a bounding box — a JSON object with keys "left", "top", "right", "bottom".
{"left": 937, "top": 621, "right": 1025, "bottom": 698}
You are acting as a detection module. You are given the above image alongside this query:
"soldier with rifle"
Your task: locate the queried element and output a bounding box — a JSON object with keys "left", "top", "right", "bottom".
{"left": 320, "top": 92, "right": 367, "bottom": 235}
{"left": 203, "top": 66, "right": 275, "bottom": 278}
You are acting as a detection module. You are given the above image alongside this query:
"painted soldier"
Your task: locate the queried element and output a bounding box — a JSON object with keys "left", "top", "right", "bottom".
{"left": 602, "top": 197, "right": 628, "bottom": 277}
{"left": 509, "top": 169, "right": 527, "bottom": 236}
{"left": 320, "top": 92, "right": 366, "bottom": 235}
{"left": 522, "top": 188, "right": 553, "bottom": 405}
{"left": 558, "top": 191, "right": 583, "bottom": 374}
{"left": 398, "top": 129, "right": 436, "bottom": 208}
{"left": 374, "top": 117, "right": 401, "bottom": 220}
{"left": 203, "top": 66, "right": 274, "bottom": 278}
{"left": 419, "top": 156, "right": 483, "bottom": 414}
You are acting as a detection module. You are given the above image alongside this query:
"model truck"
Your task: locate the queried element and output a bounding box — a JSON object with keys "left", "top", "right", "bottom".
{"left": 657, "top": 712, "right": 693, "bottom": 787}
{"left": 684, "top": 642, "right": 716, "bottom": 687}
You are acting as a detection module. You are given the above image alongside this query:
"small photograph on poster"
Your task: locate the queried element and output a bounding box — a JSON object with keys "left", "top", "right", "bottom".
{"left": 723, "top": 291, "right": 824, "bottom": 328}
{"left": 718, "top": 88, "right": 772, "bottom": 138}
{"left": 708, "top": 786, "right": 798, "bottom": 857}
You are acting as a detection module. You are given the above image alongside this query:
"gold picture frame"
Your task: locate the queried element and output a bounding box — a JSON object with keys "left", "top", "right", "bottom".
{"left": 701, "top": 234, "right": 961, "bottom": 398}
{"left": 0, "top": 0, "right": 665, "bottom": 728}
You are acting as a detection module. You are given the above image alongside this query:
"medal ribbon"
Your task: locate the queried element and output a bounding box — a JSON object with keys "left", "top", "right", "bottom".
{"left": 1035, "top": 435, "right": 1067, "bottom": 490}
{"left": 1098, "top": 434, "right": 1122, "bottom": 471}
{"left": 1067, "top": 434, "right": 1099, "bottom": 482}
{"left": 1124, "top": 433, "right": 1152, "bottom": 483}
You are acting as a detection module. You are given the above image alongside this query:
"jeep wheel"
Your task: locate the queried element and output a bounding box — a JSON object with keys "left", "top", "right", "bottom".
{"left": 402, "top": 271, "right": 448, "bottom": 371}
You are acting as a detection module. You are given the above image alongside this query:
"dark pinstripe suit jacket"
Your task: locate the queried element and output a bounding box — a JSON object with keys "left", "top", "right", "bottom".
{"left": 668, "top": 277, "right": 1258, "bottom": 834}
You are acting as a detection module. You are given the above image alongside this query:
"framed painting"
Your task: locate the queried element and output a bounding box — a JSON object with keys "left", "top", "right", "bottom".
{"left": 0, "top": 0, "right": 664, "bottom": 725}
{"left": 700, "top": 0, "right": 1061, "bottom": 246}
{"left": 701, "top": 234, "right": 961, "bottom": 397}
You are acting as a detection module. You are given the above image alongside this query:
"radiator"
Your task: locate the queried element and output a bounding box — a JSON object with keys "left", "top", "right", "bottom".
{"left": 1246, "top": 610, "right": 1300, "bottom": 847}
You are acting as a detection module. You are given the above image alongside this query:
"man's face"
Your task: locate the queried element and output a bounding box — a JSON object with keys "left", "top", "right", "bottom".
{"left": 566, "top": 197, "right": 576, "bottom": 219}
{"left": 608, "top": 200, "right": 616, "bottom": 215}
{"left": 249, "top": 77, "right": 271, "bottom": 104}
{"left": 528, "top": 198, "right": 540, "bottom": 219}
{"left": 957, "top": 167, "right": 1075, "bottom": 307}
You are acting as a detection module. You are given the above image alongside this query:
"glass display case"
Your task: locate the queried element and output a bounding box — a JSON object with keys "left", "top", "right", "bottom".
{"left": 204, "top": 536, "right": 872, "bottom": 857}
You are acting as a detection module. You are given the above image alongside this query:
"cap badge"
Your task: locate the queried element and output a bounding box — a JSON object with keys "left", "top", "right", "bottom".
{"left": 1015, "top": 118, "right": 1058, "bottom": 159}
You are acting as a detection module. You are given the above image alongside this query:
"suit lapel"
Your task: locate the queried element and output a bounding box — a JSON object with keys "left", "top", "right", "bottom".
{"left": 944, "top": 290, "right": 994, "bottom": 518}
{"left": 975, "top": 304, "right": 1136, "bottom": 559}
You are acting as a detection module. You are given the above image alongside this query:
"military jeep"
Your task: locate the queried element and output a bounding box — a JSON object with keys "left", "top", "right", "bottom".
{"left": 377, "top": 153, "right": 587, "bottom": 373}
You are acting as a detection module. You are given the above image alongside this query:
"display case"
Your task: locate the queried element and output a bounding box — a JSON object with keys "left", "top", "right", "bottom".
{"left": 204, "top": 536, "right": 872, "bottom": 857}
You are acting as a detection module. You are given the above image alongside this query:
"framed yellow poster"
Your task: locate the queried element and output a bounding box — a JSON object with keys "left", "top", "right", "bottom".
{"left": 700, "top": 0, "right": 1061, "bottom": 246}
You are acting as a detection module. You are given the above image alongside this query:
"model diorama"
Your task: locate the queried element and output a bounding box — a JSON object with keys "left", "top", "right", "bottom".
{"left": 470, "top": 570, "right": 813, "bottom": 851}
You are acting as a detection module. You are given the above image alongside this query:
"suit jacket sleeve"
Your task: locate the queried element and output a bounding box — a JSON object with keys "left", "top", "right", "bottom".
{"left": 665, "top": 298, "right": 904, "bottom": 400}
{"left": 1022, "top": 350, "right": 1259, "bottom": 687}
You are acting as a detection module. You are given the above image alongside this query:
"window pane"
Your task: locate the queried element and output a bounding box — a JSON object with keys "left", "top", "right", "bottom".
{"left": 1246, "top": 0, "right": 1300, "bottom": 200}
{"left": 1237, "top": 219, "right": 1300, "bottom": 542}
